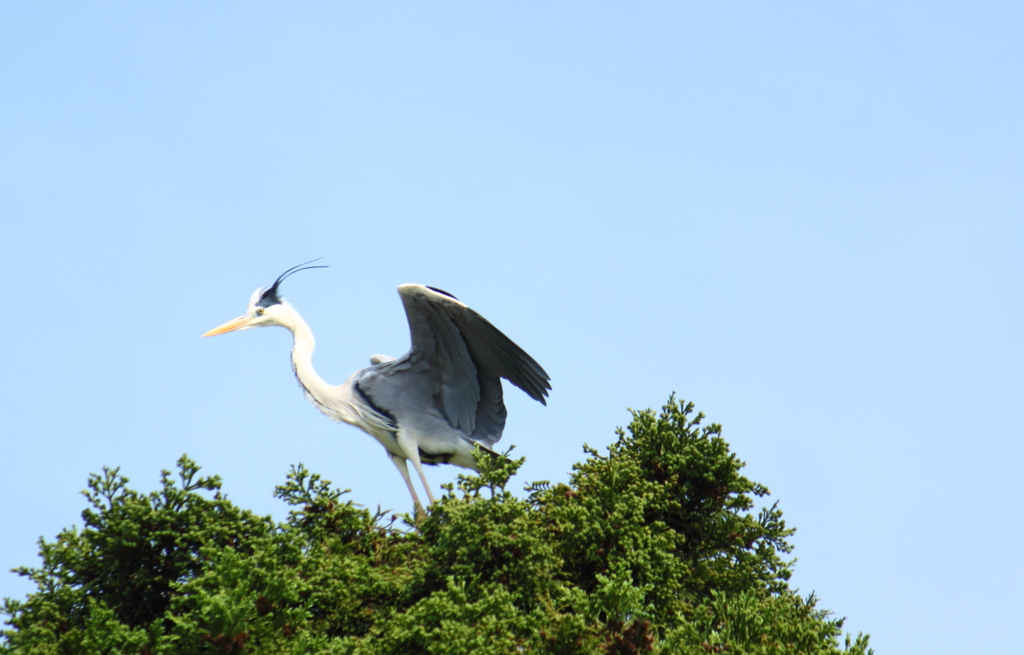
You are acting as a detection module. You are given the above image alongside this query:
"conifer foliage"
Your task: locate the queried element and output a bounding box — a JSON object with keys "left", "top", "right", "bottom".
{"left": 3, "top": 397, "right": 872, "bottom": 654}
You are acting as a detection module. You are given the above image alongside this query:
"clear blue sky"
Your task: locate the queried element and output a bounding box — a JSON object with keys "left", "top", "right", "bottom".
{"left": 2, "top": 3, "right": 1021, "bottom": 652}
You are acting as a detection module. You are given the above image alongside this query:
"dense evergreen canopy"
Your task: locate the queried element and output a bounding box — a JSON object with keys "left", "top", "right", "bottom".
{"left": 3, "top": 397, "right": 871, "bottom": 654}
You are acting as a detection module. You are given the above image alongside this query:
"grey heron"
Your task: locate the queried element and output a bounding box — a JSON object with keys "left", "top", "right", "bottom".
{"left": 203, "top": 261, "right": 551, "bottom": 515}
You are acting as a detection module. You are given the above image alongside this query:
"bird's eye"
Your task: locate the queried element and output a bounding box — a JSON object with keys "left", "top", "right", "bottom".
{"left": 256, "top": 307, "right": 265, "bottom": 315}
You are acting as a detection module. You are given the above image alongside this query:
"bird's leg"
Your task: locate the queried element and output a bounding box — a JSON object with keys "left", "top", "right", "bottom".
{"left": 396, "top": 432, "right": 437, "bottom": 507}
{"left": 418, "top": 465, "right": 437, "bottom": 506}
{"left": 387, "top": 453, "right": 426, "bottom": 519}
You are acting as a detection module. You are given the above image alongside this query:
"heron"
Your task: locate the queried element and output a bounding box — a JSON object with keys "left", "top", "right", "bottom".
{"left": 202, "top": 260, "right": 551, "bottom": 515}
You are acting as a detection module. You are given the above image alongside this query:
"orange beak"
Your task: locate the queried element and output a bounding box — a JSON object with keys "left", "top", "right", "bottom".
{"left": 202, "top": 315, "right": 253, "bottom": 337}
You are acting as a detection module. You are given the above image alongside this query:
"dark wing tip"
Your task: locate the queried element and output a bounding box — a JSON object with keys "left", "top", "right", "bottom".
{"left": 425, "top": 286, "right": 459, "bottom": 300}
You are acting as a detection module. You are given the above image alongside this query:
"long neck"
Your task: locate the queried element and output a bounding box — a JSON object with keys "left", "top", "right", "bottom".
{"left": 284, "top": 305, "right": 370, "bottom": 429}
{"left": 286, "top": 307, "right": 337, "bottom": 408}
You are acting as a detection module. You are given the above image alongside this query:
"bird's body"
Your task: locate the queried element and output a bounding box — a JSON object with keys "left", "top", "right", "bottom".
{"left": 204, "top": 263, "right": 550, "bottom": 514}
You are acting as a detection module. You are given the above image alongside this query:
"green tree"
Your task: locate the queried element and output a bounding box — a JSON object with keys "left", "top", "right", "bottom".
{"left": 2, "top": 397, "right": 872, "bottom": 654}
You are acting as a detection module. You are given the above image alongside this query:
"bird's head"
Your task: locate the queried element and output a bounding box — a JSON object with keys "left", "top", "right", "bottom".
{"left": 202, "top": 259, "right": 326, "bottom": 337}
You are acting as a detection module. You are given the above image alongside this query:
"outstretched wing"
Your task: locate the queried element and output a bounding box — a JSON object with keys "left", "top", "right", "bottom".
{"left": 394, "top": 284, "right": 550, "bottom": 444}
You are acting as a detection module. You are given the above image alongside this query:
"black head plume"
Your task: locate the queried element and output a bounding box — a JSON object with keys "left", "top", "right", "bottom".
{"left": 257, "top": 258, "right": 327, "bottom": 307}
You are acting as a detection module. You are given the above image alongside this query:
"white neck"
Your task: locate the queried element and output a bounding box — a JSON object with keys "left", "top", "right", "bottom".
{"left": 285, "top": 307, "right": 328, "bottom": 397}
{"left": 281, "top": 305, "right": 391, "bottom": 437}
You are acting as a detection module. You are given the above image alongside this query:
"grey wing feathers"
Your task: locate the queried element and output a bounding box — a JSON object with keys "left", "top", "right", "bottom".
{"left": 448, "top": 308, "right": 551, "bottom": 405}
{"left": 397, "top": 285, "right": 550, "bottom": 443}
{"left": 398, "top": 287, "right": 480, "bottom": 433}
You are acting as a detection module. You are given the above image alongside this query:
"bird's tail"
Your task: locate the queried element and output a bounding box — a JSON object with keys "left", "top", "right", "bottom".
{"left": 466, "top": 442, "right": 504, "bottom": 472}
{"left": 476, "top": 443, "right": 502, "bottom": 459}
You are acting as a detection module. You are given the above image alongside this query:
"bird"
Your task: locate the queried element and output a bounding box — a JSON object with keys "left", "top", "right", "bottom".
{"left": 202, "top": 260, "right": 551, "bottom": 515}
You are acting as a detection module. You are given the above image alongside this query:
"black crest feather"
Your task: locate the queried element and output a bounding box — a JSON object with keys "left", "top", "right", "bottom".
{"left": 257, "top": 258, "right": 327, "bottom": 307}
